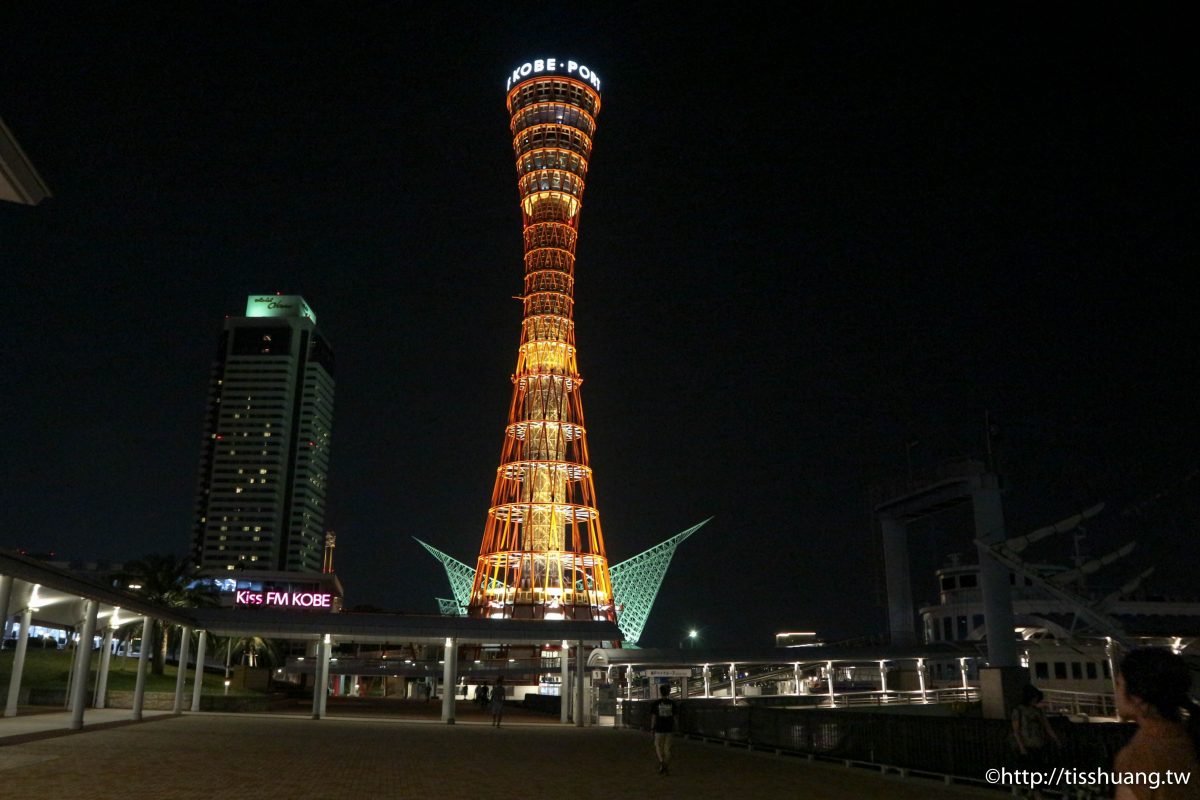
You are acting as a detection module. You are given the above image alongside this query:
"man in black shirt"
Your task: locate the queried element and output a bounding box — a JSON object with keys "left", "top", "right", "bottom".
{"left": 649, "top": 684, "right": 678, "bottom": 775}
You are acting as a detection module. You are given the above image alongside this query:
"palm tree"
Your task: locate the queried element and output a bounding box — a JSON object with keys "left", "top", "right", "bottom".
{"left": 116, "top": 554, "right": 215, "bottom": 675}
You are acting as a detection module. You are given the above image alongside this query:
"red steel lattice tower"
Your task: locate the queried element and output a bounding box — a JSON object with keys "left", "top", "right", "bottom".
{"left": 468, "top": 59, "right": 614, "bottom": 623}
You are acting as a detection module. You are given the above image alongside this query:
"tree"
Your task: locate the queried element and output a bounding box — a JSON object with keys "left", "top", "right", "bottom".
{"left": 116, "top": 554, "right": 215, "bottom": 675}
{"left": 215, "top": 634, "right": 283, "bottom": 670}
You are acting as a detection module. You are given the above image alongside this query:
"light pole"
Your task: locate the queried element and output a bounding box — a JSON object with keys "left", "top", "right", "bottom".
{"left": 688, "top": 630, "right": 698, "bottom": 649}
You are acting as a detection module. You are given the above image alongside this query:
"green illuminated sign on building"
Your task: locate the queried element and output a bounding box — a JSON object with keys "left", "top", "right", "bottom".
{"left": 245, "top": 295, "right": 316, "bottom": 323}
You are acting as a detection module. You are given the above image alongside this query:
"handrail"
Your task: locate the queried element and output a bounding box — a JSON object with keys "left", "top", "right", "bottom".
{"left": 618, "top": 698, "right": 1137, "bottom": 787}
{"left": 1040, "top": 688, "right": 1117, "bottom": 718}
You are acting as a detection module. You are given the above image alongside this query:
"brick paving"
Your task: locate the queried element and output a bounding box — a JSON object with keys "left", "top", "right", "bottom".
{"left": 0, "top": 701, "right": 1003, "bottom": 799}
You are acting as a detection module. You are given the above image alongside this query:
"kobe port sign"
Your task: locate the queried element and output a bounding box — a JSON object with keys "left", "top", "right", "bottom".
{"left": 235, "top": 590, "right": 333, "bottom": 609}
{"left": 506, "top": 58, "right": 601, "bottom": 92}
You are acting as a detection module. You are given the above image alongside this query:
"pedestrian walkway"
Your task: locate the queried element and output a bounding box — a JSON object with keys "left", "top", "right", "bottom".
{"left": 0, "top": 709, "right": 1001, "bottom": 799}
{"left": 0, "top": 707, "right": 173, "bottom": 744}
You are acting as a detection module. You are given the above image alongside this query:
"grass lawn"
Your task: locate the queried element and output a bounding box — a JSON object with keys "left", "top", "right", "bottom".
{"left": 0, "top": 646, "right": 262, "bottom": 695}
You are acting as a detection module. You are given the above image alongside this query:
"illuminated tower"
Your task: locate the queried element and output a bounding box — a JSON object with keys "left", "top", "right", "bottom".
{"left": 468, "top": 58, "right": 613, "bottom": 622}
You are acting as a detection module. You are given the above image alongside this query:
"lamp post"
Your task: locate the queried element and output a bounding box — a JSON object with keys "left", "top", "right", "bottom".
{"left": 688, "top": 630, "right": 698, "bottom": 648}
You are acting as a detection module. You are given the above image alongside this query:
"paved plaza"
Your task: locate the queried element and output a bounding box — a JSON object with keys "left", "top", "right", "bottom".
{"left": 0, "top": 701, "right": 1002, "bottom": 800}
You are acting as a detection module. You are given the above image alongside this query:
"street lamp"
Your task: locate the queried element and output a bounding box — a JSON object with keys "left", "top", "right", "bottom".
{"left": 688, "top": 630, "right": 698, "bottom": 648}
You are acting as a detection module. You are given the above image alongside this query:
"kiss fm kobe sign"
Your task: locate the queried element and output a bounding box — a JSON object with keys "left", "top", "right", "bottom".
{"left": 506, "top": 58, "right": 601, "bottom": 92}
{"left": 236, "top": 590, "right": 334, "bottom": 609}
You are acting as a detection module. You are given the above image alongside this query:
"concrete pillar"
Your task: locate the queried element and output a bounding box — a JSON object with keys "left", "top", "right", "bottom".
{"left": 917, "top": 658, "right": 927, "bottom": 703}
{"left": 132, "top": 616, "right": 152, "bottom": 720}
{"left": 69, "top": 600, "right": 99, "bottom": 730}
{"left": 441, "top": 637, "right": 458, "bottom": 724}
{"left": 880, "top": 516, "right": 916, "bottom": 646}
{"left": 959, "top": 657, "right": 970, "bottom": 690}
{"left": 561, "top": 640, "right": 571, "bottom": 723}
{"left": 729, "top": 663, "right": 738, "bottom": 701}
{"left": 826, "top": 661, "right": 836, "bottom": 707}
{"left": 704, "top": 665, "right": 712, "bottom": 698}
{"left": 311, "top": 639, "right": 325, "bottom": 718}
{"left": 4, "top": 606, "right": 33, "bottom": 717}
{"left": 317, "top": 635, "right": 331, "bottom": 718}
{"left": 575, "top": 641, "right": 585, "bottom": 727}
{"left": 64, "top": 618, "right": 81, "bottom": 709}
{"left": 0, "top": 575, "right": 13, "bottom": 647}
{"left": 172, "top": 626, "right": 192, "bottom": 714}
{"left": 879, "top": 660, "right": 888, "bottom": 697}
{"left": 191, "top": 631, "right": 207, "bottom": 712}
{"left": 973, "top": 477, "right": 1017, "bottom": 668}
{"left": 95, "top": 627, "right": 115, "bottom": 708}
{"left": 625, "top": 664, "right": 633, "bottom": 702}
{"left": 793, "top": 663, "right": 801, "bottom": 696}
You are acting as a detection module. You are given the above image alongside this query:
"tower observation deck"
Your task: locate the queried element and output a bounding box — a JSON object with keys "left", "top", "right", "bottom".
{"left": 468, "top": 58, "right": 614, "bottom": 624}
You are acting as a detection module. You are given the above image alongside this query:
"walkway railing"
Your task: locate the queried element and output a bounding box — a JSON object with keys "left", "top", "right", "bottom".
{"left": 825, "top": 688, "right": 979, "bottom": 707}
{"left": 1041, "top": 689, "right": 1117, "bottom": 719}
{"left": 664, "top": 685, "right": 979, "bottom": 707}
{"left": 620, "top": 699, "right": 1134, "bottom": 789}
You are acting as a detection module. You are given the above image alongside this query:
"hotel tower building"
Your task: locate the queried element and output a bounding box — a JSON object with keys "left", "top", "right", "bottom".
{"left": 191, "top": 295, "right": 334, "bottom": 573}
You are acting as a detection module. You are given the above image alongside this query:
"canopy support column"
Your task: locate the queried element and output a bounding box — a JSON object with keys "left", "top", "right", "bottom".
{"left": 172, "top": 626, "right": 192, "bottom": 714}
{"left": 69, "top": 600, "right": 99, "bottom": 729}
{"left": 561, "top": 640, "right": 571, "bottom": 723}
{"left": 318, "top": 635, "right": 332, "bottom": 718}
{"left": 131, "top": 616, "right": 152, "bottom": 720}
{"left": 94, "top": 627, "right": 114, "bottom": 708}
{"left": 575, "top": 641, "right": 585, "bottom": 727}
{"left": 441, "top": 637, "right": 458, "bottom": 724}
{"left": 4, "top": 606, "right": 33, "bottom": 717}
{"left": 191, "top": 631, "right": 208, "bottom": 712}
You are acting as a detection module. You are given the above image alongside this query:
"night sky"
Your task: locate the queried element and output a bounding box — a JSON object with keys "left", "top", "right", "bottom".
{"left": 2, "top": 5, "right": 1196, "bottom": 649}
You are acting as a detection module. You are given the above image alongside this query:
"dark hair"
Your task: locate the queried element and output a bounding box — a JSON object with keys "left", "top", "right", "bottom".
{"left": 659, "top": 684, "right": 670, "bottom": 697}
{"left": 1021, "top": 684, "right": 1044, "bottom": 706}
{"left": 1119, "top": 647, "right": 1200, "bottom": 755}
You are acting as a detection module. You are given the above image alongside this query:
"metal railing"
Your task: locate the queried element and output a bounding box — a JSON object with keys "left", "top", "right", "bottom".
{"left": 665, "top": 683, "right": 979, "bottom": 707}
{"left": 823, "top": 688, "right": 979, "bottom": 707}
{"left": 1041, "top": 689, "right": 1117, "bottom": 719}
{"left": 621, "top": 699, "right": 1134, "bottom": 789}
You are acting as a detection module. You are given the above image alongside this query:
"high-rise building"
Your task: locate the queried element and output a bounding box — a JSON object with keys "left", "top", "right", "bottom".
{"left": 467, "top": 58, "right": 615, "bottom": 622}
{"left": 191, "top": 295, "right": 334, "bottom": 573}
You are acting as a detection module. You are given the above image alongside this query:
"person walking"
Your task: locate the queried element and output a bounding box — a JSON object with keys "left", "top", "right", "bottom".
{"left": 649, "top": 683, "right": 678, "bottom": 775}
{"left": 1011, "top": 684, "right": 1061, "bottom": 799}
{"left": 1113, "top": 647, "right": 1200, "bottom": 800}
{"left": 490, "top": 676, "right": 506, "bottom": 727}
